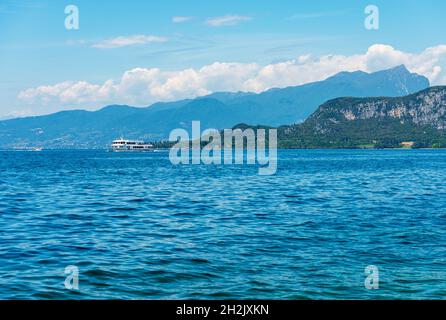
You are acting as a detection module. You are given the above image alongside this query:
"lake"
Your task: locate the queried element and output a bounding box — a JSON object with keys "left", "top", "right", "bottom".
{"left": 0, "top": 149, "right": 445, "bottom": 299}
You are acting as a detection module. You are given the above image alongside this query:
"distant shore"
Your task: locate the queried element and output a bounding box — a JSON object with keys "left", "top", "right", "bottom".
{"left": 2, "top": 147, "right": 446, "bottom": 152}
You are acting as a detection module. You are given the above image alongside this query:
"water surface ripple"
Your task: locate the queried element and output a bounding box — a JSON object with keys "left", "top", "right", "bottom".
{"left": 0, "top": 150, "right": 445, "bottom": 299}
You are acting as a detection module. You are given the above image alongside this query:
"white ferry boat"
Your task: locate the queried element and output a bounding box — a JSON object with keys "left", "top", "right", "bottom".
{"left": 110, "top": 138, "right": 154, "bottom": 152}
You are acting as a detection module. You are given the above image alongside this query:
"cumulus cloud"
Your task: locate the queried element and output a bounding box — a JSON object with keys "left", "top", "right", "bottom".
{"left": 18, "top": 44, "right": 446, "bottom": 110}
{"left": 92, "top": 35, "right": 167, "bottom": 49}
{"left": 364, "top": 44, "right": 446, "bottom": 81}
{"left": 205, "top": 15, "right": 251, "bottom": 27}
{"left": 172, "top": 16, "right": 193, "bottom": 23}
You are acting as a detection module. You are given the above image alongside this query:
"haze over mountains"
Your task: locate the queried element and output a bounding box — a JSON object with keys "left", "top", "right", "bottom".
{"left": 0, "top": 65, "right": 429, "bottom": 149}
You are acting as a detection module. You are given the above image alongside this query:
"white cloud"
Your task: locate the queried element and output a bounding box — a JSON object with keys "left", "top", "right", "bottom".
{"left": 205, "top": 15, "right": 251, "bottom": 27}
{"left": 244, "top": 44, "right": 446, "bottom": 92}
{"left": 18, "top": 44, "right": 446, "bottom": 111}
{"left": 92, "top": 35, "right": 167, "bottom": 49}
{"left": 172, "top": 16, "right": 193, "bottom": 23}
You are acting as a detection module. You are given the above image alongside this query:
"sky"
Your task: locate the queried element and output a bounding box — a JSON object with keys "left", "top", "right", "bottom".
{"left": 1, "top": 0, "right": 446, "bottom": 118}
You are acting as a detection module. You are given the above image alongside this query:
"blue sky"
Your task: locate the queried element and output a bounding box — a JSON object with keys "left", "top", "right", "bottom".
{"left": 1, "top": 0, "right": 446, "bottom": 118}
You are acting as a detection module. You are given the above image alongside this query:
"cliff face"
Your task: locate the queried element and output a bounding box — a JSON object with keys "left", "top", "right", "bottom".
{"left": 279, "top": 87, "right": 446, "bottom": 148}
{"left": 309, "top": 87, "right": 446, "bottom": 130}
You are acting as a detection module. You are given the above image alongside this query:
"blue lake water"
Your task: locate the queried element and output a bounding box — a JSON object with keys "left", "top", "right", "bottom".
{"left": 0, "top": 149, "right": 445, "bottom": 299}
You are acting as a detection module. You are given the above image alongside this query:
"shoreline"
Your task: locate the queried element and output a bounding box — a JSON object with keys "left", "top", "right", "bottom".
{"left": 2, "top": 147, "right": 446, "bottom": 152}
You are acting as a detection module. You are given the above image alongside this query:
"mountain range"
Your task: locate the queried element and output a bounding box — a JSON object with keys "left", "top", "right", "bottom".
{"left": 0, "top": 65, "right": 430, "bottom": 149}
